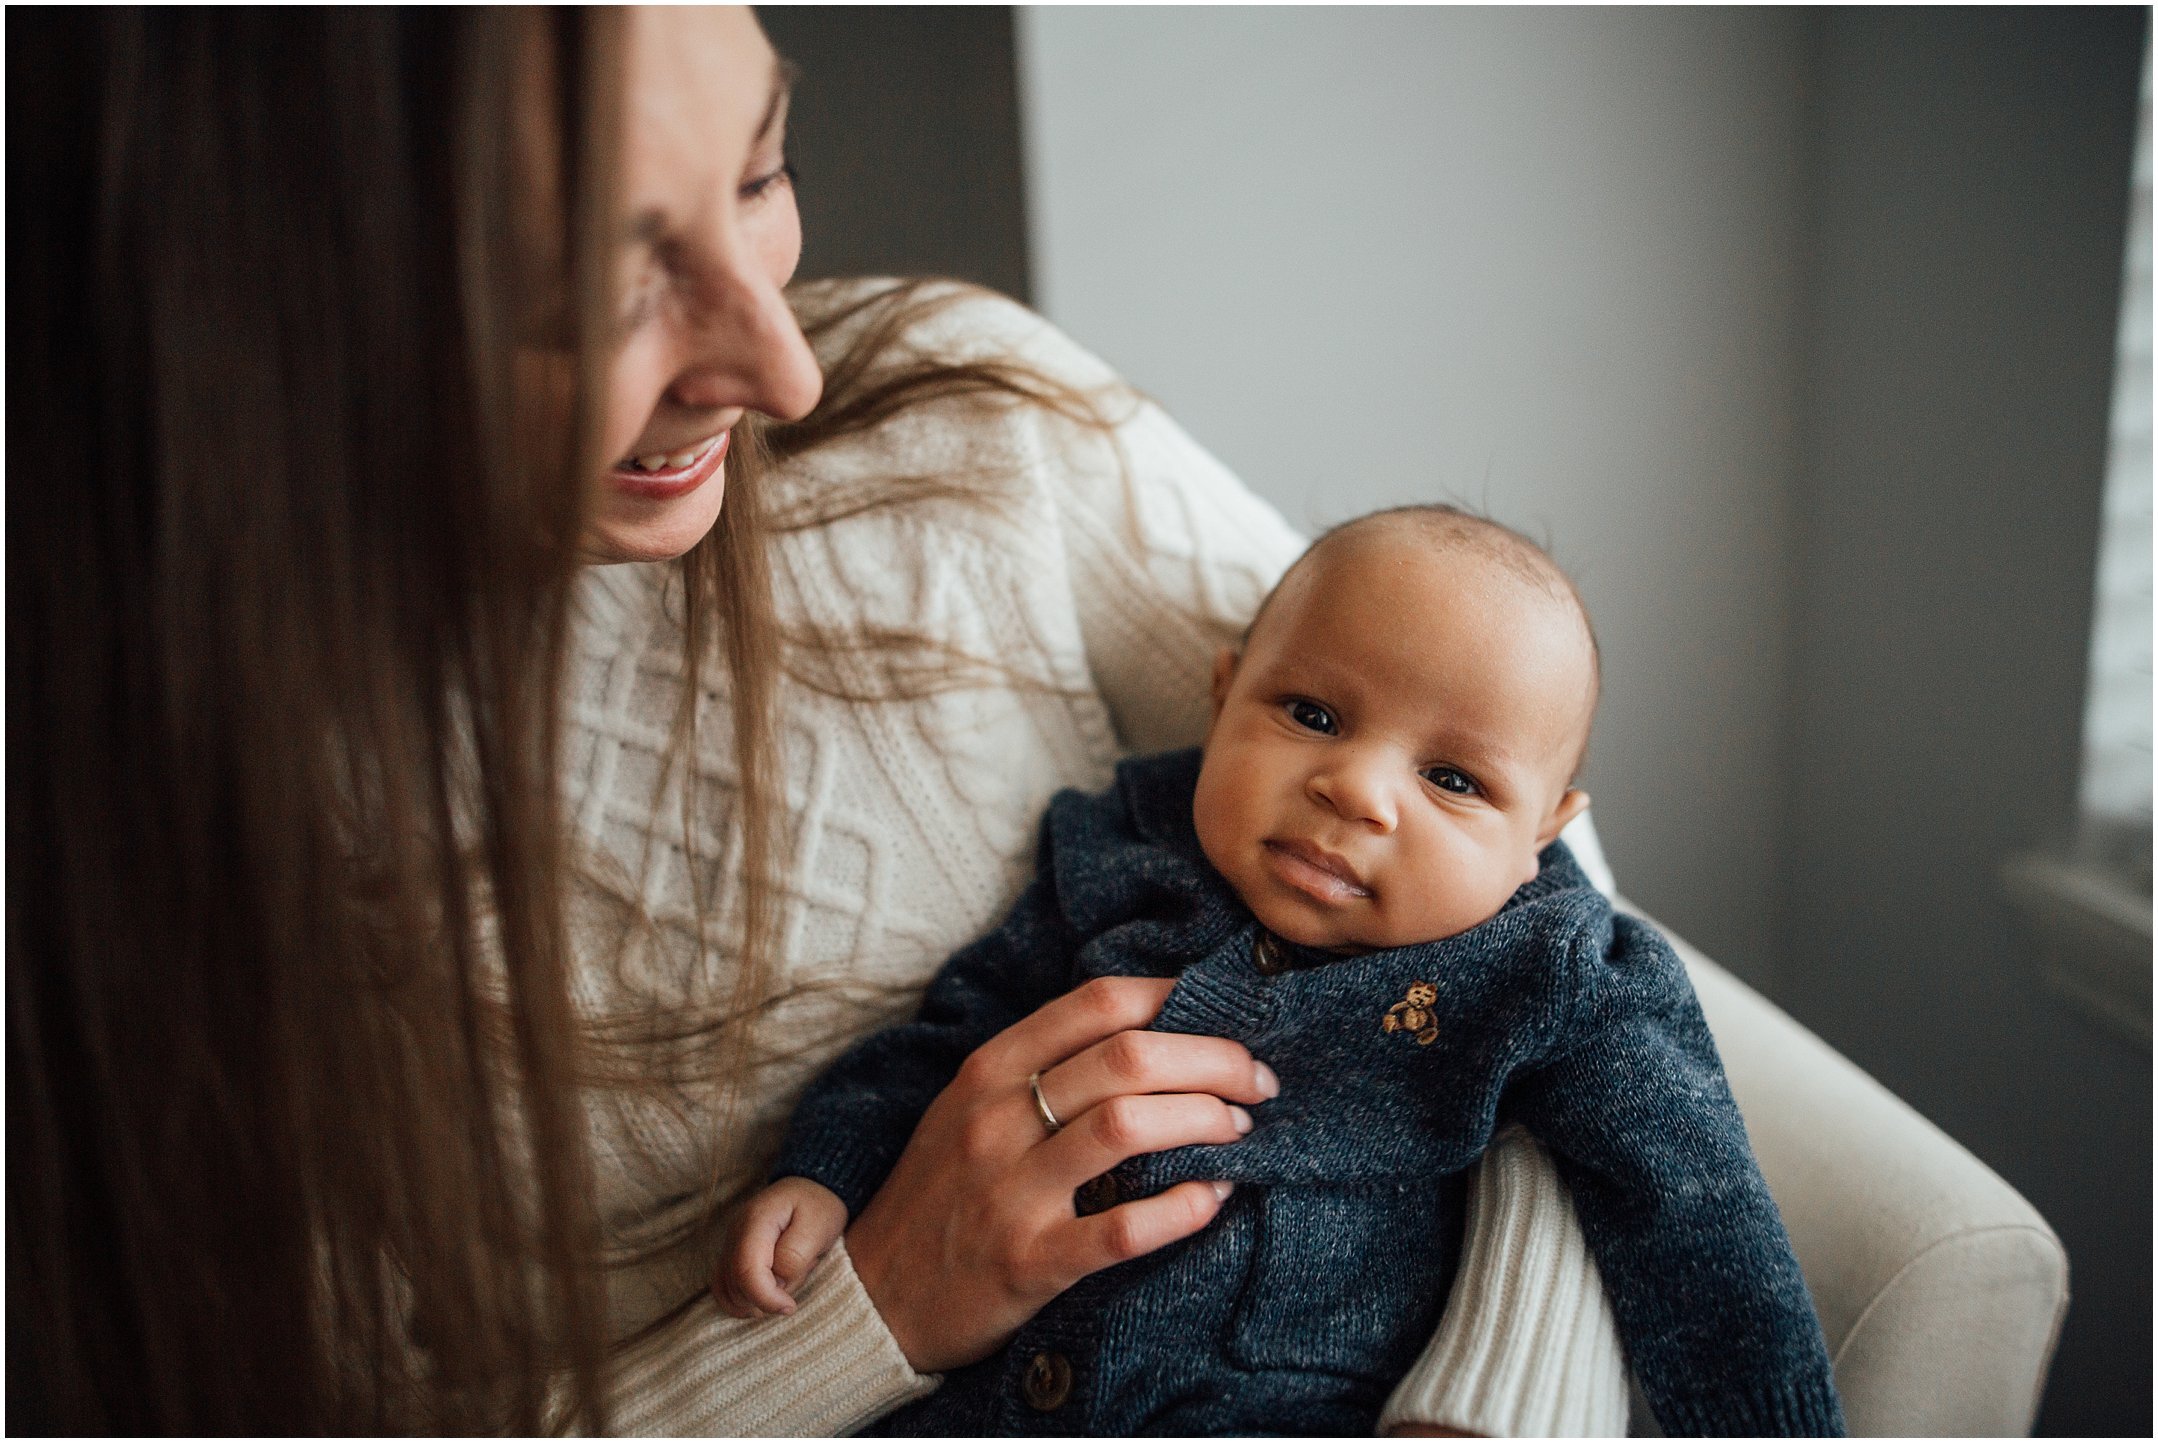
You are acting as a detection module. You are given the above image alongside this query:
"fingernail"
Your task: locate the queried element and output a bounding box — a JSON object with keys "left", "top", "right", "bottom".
{"left": 1253, "top": 1062, "right": 1280, "bottom": 1099}
{"left": 1230, "top": 1105, "right": 1253, "bottom": 1134}
{"left": 1212, "top": 1180, "right": 1234, "bottom": 1200}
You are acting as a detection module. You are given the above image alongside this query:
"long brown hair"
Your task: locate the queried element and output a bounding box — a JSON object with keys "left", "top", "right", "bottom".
{"left": 9, "top": 10, "right": 624, "bottom": 1431}
{"left": 9, "top": 11, "right": 1133, "bottom": 1432}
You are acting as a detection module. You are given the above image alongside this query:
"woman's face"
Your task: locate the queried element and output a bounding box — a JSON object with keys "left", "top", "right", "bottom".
{"left": 586, "top": 6, "right": 823, "bottom": 564}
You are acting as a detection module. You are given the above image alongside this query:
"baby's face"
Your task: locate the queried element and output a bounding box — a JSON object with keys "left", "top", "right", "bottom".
{"left": 1193, "top": 530, "right": 1594, "bottom": 952}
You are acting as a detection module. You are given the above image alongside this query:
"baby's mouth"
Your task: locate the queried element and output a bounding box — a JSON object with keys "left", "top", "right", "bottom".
{"left": 1263, "top": 839, "right": 1373, "bottom": 901}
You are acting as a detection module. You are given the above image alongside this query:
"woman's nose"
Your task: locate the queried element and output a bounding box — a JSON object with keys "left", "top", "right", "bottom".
{"left": 667, "top": 261, "right": 823, "bottom": 424}
{"left": 1308, "top": 757, "right": 1398, "bottom": 832}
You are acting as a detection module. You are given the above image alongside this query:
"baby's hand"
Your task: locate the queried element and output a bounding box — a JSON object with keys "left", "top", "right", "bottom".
{"left": 712, "top": 1177, "right": 848, "bottom": 1319}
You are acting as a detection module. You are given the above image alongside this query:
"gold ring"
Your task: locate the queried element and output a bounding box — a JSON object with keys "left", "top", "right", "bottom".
{"left": 1028, "top": 1070, "right": 1063, "bottom": 1134}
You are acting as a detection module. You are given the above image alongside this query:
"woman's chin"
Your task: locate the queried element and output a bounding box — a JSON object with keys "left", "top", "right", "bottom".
{"left": 581, "top": 475, "right": 728, "bottom": 564}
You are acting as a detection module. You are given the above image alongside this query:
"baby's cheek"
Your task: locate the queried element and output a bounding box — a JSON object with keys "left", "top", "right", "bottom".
{"left": 1399, "top": 839, "right": 1511, "bottom": 941}
{"left": 1190, "top": 757, "right": 1250, "bottom": 876}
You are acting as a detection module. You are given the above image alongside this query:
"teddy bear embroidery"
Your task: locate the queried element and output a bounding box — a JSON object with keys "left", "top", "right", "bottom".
{"left": 1381, "top": 981, "right": 1441, "bottom": 1046}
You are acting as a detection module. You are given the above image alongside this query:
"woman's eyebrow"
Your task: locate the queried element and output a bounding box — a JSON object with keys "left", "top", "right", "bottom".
{"left": 759, "top": 56, "right": 801, "bottom": 144}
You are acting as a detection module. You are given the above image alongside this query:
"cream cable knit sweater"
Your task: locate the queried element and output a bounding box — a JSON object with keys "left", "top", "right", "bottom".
{"left": 558, "top": 282, "right": 1628, "bottom": 1437}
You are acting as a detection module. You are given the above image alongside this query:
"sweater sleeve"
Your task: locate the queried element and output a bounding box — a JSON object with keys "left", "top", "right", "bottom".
{"left": 1509, "top": 912, "right": 1845, "bottom": 1436}
{"left": 584, "top": 1240, "right": 938, "bottom": 1436}
{"left": 770, "top": 846, "right": 1081, "bottom": 1217}
{"left": 1377, "top": 1127, "right": 1632, "bottom": 1438}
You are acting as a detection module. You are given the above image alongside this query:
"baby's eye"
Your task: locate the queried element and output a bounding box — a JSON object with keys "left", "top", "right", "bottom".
{"left": 1285, "top": 700, "right": 1337, "bottom": 735}
{"left": 1421, "top": 766, "right": 1480, "bottom": 797}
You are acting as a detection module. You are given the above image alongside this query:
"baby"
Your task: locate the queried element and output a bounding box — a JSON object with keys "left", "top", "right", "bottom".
{"left": 720, "top": 506, "right": 1844, "bottom": 1436}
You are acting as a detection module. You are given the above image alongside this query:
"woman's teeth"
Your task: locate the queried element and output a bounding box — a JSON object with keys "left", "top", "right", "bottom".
{"left": 623, "top": 436, "right": 716, "bottom": 472}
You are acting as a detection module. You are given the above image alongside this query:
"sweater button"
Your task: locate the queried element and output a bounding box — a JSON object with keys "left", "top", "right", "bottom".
{"left": 1021, "top": 1350, "right": 1073, "bottom": 1411}
{"left": 1253, "top": 932, "right": 1291, "bottom": 975}
{"left": 1075, "top": 1172, "right": 1120, "bottom": 1214}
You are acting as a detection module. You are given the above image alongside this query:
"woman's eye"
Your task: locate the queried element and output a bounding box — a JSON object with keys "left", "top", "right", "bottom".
{"left": 1286, "top": 700, "right": 1337, "bottom": 735}
{"left": 740, "top": 160, "right": 798, "bottom": 203}
{"left": 614, "top": 255, "right": 668, "bottom": 334}
{"left": 616, "top": 285, "right": 662, "bottom": 337}
{"left": 1422, "top": 766, "right": 1479, "bottom": 797}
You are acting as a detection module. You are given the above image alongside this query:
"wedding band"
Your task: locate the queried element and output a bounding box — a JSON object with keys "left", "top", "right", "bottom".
{"left": 1028, "top": 1070, "right": 1063, "bottom": 1134}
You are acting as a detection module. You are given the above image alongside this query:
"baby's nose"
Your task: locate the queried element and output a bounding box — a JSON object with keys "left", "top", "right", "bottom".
{"left": 1309, "top": 761, "right": 1398, "bottom": 831}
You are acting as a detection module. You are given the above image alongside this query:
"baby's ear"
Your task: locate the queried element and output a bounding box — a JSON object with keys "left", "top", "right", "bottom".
{"left": 1209, "top": 647, "right": 1240, "bottom": 721}
{"left": 1538, "top": 788, "right": 1591, "bottom": 850}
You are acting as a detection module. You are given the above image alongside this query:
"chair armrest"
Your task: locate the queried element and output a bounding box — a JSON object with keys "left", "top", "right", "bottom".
{"left": 1617, "top": 902, "right": 2069, "bottom": 1436}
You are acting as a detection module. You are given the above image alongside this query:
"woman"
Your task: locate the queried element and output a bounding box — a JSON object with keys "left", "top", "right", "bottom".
{"left": 10, "top": 8, "right": 1624, "bottom": 1434}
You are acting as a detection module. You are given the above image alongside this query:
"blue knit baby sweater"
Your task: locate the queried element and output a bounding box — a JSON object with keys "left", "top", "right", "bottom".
{"left": 774, "top": 748, "right": 1845, "bottom": 1436}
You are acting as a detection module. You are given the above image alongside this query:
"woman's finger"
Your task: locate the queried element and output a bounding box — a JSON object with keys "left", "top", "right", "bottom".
{"left": 1034, "top": 1029, "right": 1277, "bottom": 1129}
{"left": 1050, "top": 1179, "right": 1236, "bottom": 1280}
{"left": 967, "top": 975, "right": 1177, "bottom": 1081}
{"left": 1031, "top": 1090, "right": 1252, "bottom": 1191}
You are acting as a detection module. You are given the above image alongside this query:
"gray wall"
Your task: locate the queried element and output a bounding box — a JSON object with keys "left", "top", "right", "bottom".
{"left": 758, "top": 6, "right": 1030, "bottom": 301}
{"left": 1020, "top": 7, "right": 1810, "bottom": 988}
{"left": 1788, "top": 11, "right": 2147, "bottom": 1435}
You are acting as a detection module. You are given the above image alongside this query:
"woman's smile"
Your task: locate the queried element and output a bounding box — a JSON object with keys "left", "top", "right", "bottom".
{"left": 607, "top": 427, "right": 729, "bottom": 501}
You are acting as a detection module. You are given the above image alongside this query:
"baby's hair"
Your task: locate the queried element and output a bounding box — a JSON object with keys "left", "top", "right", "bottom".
{"left": 1246, "top": 503, "right": 1602, "bottom": 781}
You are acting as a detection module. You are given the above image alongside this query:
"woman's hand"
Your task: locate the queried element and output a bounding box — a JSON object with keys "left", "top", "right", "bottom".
{"left": 843, "top": 976, "right": 1279, "bottom": 1374}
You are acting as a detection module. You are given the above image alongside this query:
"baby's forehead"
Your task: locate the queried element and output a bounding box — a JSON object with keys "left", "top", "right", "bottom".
{"left": 1307, "top": 510, "right": 1565, "bottom": 596}
{"left": 1257, "top": 513, "right": 1601, "bottom": 761}
{"left": 1282, "top": 516, "right": 1587, "bottom": 648}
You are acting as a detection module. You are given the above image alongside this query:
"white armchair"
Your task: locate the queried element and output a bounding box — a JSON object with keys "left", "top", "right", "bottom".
{"left": 1630, "top": 912, "right": 2070, "bottom": 1436}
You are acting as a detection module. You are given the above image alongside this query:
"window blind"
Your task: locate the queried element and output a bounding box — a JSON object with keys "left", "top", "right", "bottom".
{"left": 2076, "top": 32, "right": 2153, "bottom": 889}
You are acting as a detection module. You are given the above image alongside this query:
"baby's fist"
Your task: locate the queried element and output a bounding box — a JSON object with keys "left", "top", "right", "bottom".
{"left": 712, "top": 1177, "right": 848, "bottom": 1319}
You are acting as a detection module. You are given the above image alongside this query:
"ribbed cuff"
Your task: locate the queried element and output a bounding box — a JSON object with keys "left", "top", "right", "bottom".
{"left": 602, "top": 1239, "right": 939, "bottom": 1435}
{"left": 1378, "top": 1128, "right": 1631, "bottom": 1438}
{"left": 1652, "top": 1377, "right": 1847, "bottom": 1438}
{"left": 771, "top": 1133, "right": 891, "bottom": 1222}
